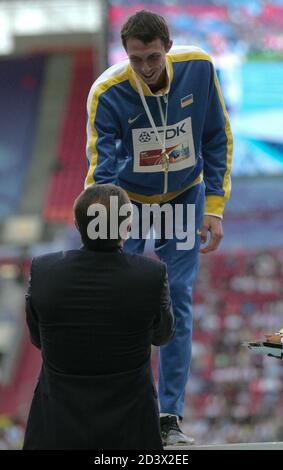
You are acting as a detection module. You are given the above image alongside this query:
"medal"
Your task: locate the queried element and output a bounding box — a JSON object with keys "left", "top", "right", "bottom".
{"left": 161, "top": 151, "right": 170, "bottom": 172}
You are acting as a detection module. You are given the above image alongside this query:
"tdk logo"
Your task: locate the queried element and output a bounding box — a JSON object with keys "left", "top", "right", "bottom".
{"left": 138, "top": 122, "right": 187, "bottom": 144}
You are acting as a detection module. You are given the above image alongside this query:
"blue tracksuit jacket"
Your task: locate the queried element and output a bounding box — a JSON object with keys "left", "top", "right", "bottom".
{"left": 85, "top": 46, "right": 233, "bottom": 217}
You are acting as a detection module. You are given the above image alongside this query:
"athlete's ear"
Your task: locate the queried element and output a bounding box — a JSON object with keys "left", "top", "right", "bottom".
{"left": 166, "top": 40, "right": 173, "bottom": 53}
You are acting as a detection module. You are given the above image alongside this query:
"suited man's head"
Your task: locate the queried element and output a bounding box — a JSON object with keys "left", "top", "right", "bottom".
{"left": 74, "top": 184, "right": 132, "bottom": 250}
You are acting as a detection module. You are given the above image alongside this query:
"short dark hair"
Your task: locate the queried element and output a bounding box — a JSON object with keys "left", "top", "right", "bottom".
{"left": 74, "top": 184, "right": 131, "bottom": 250}
{"left": 121, "top": 10, "right": 170, "bottom": 50}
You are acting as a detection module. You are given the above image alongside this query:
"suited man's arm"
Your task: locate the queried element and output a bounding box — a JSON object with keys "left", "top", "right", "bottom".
{"left": 25, "top": 261, "right": 41, "bottom": 349}
{"left": 152, "top": 265, "right": 175, "bottom": 346}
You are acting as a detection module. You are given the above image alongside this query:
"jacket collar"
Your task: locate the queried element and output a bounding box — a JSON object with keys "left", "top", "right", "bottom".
{"left": 128, "top": 55, "right": 173, "bottom": 97}
{"left": 80, "top": 245, "right": 123, "bottom": 253}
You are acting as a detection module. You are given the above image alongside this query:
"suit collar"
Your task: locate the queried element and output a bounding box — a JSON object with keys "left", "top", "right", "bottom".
{"left": 80, "top": 245, "right": 123, "bottom": 253}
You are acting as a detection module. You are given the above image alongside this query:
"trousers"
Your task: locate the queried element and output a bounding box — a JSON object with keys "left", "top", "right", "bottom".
{"left": 124, "top": 181, "right": 205, "bottom": 417}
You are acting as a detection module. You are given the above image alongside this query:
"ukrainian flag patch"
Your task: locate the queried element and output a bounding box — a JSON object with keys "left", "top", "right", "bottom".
{"left": 181, "top": 94, "right": 193, "bottom": 108}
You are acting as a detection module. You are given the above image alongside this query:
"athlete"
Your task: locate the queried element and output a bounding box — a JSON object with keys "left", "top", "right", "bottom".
{"left": 85, "top": 10, "right": 233, "bottom": 446}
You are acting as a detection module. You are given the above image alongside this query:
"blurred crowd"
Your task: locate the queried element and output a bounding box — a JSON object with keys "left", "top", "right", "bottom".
{"left": 109, "top": 0, "right": 283, "bottom": 62}
{"left": 181, "top": 249, "right": 283, "bottom": 444}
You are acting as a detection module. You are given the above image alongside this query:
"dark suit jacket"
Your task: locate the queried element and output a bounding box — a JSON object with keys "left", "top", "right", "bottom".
{"left": 23, "top": 247, "right": 175, "bottom": 450}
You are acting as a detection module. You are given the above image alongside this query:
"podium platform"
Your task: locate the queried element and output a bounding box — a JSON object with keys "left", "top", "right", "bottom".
{"left": 166, "top": 441, "right": 283, "bottom": 450}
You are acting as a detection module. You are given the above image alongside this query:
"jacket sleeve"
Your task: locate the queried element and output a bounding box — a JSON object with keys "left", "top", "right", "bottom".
{"left": 25, "top": 260, "right": 41, "bottom": 350}
{"left": 152, "top": 264, "right": 175, "bottom": 346}
{"left": 85, "top": 86, "right": 121, "bottom": 188}
{"left": 202, "top": 61, "right": 233, "bottom": 218}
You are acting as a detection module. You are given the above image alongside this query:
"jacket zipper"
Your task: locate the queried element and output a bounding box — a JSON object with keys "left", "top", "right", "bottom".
{"left": 157, "top": 95, "right": 169, "bottom": 195}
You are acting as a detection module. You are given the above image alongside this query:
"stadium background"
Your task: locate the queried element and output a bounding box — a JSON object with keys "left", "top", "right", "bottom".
{"left": 0, "top": 0, "right": 283, "bottom": 449}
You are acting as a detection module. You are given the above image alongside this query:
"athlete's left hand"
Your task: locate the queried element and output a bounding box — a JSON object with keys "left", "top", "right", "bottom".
{"left": 198, "top": 215, "right": 223, "bottom": 254}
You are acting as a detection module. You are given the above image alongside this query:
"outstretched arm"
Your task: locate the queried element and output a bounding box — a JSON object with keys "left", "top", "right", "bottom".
{"left": 85, "top": 88, "right": 121, "bottom": 188}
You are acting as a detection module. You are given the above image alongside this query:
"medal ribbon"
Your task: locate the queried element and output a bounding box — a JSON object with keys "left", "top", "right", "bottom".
{"left": 133, "top": 73, "right": 169, "bottom": 172}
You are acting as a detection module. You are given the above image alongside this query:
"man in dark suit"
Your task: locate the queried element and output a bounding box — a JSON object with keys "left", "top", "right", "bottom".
{"left": 23, "top": 184, "right": 175, "bottom": 450}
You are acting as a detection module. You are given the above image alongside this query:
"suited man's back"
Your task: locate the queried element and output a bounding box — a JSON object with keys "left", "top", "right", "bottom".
{"left": 24, "top": 247, "right": 174, "bottom": 450}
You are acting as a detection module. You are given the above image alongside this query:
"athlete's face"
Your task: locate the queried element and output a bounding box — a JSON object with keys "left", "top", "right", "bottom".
{"left": 126, "top": 37, "right": 172, "bottom": 89}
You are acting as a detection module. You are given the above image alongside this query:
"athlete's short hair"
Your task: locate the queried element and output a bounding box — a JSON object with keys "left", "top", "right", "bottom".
{"left": 121, "top": 10, "right": 170, "bottom": 50}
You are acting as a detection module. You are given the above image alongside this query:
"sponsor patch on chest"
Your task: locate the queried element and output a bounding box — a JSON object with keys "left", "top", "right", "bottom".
{"left": 132, "top": 117, "right": 196, "bottom": 173}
